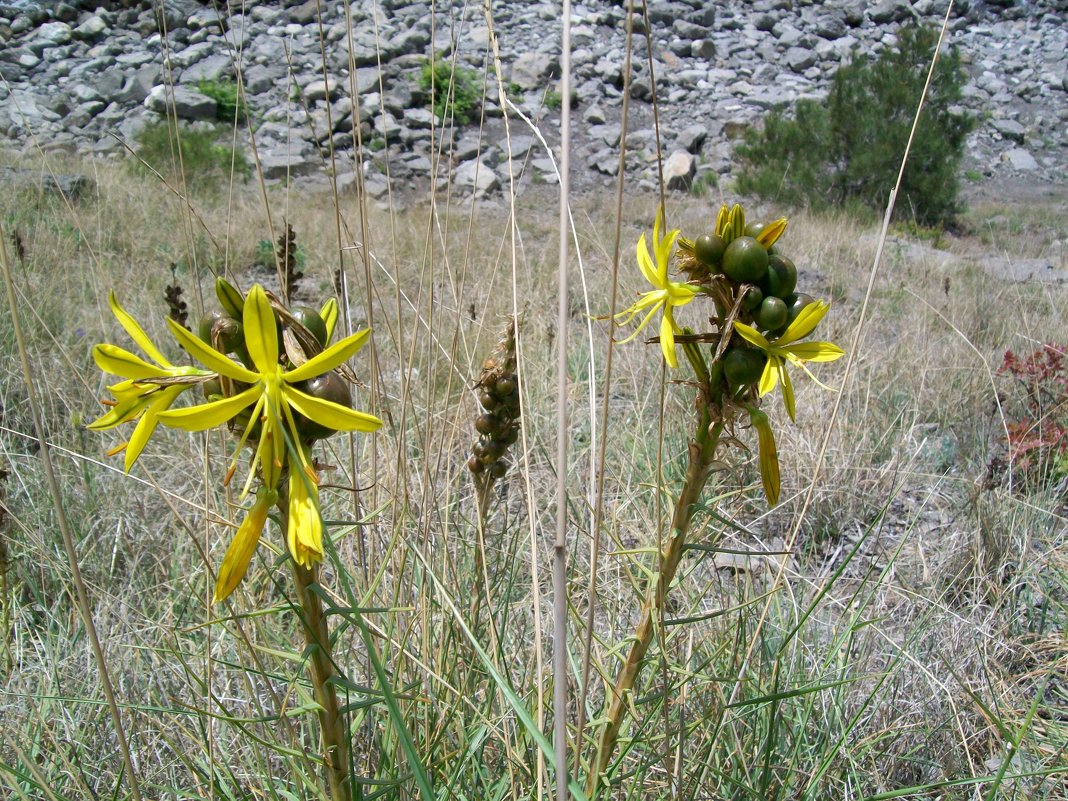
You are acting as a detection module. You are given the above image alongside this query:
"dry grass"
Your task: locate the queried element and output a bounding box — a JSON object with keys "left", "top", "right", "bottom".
{"left": 0, "top": 72, "right": 1066, "bottom": 801}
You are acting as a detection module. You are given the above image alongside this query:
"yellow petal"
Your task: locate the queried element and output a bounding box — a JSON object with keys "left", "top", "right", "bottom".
{"left": 123, "top": 384, "right": 187, "bottom": 472}
{"left": 243, "top": 285, "right": 279, "bottom": 374}
{"left": 93, "top": 344, "right": 172, "bottom": 380}
{"left": 660, "top": 308, "right": 678, "bottom": 369}
{"left": 283, "top": 327, "right": 371, "bottom": 383}
{"left": 213, "top": 490, "right": 275, "bottom": 603}
{"left": 284, "top": 385, "right": 383, "bottom": 433}
{"left": 319, "top": 298, "right": 339, "bottom": 344}
{"left": 287, "top": 465, "right": 323, "bottom": 567}
{"left": 108, "top": 291, "right": 171, "bottom": 367}
{"left": 755, "top": 218, "right": 788, "bottom": 250}
{"left": 780, "top": 361, "right": 796, "bottom": 421}
{"left": 778, "top": 300, "right": 829, "bottom": 345}
{"left": 87, "top": 392, "right": 154, "bottom": 430}
{"left": 613, "top": 300, "right": 663, "bottom": 345}
{"left": 732, "top": 322, "right": 771, "bottom": 351}
{"left": 167, "top": 319, "right": 258, "bottom": 383}
{"left": 758, "top": 355, "right": 780, "bottom": 397}
{"left": 786, "top": 341, "right": 845, "bottom": 362}
{"left": 749, "top": 408, "right": 780, "bottom": 506}
{"left": 715, "top": 203, "right": 729, "bottom": 237}
{"left": 636, "top": 233, "right": 659, "bottom": 287}
{"left": 157, "top": 384, "right": 261, "bottom": 431}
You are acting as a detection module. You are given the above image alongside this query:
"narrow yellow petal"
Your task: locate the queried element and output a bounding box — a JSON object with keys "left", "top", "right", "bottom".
{"left": 287, "top": 466, "right": 323, "bottom": 567}
{"left": 749, "top": 408, "right": 780, "bottom": 506}
{"left": 243, "top": 285, "right": 279, "bottom": 373}
{"left": 715, "top": 203, "right": 729, "bottom": 237}
{"left": 319, "top": 298, "right": 339, "bottom": 344}
{"left": 213, "top": 490, "right": 275, "bottom": 603}
{"left": 283, "top": 328, "right": 371, "bottom": 383}
{"left": 123, "top": 385, "right": 186, "bottom": 472}
{"left": 614, "top": 301, "right": 663, "bottom": 345}
{"left": 660, "top": 310, "right": 678, "bottom": 369}
{"left": 93, "top": 344, "right": 172, "bottom": 380}
{"left": 778, "top": 300, "right": 829, "bottom": 345}
{"left": 87, "top": 391, "right": 154, "bottom": 430}
{"left": 167, "top": 319, "right": 258, "bottom": 383}
{"left": 157, "top": 384, "right": 261, "bottom": 431}
{"left": 758, "top": 356, "right": 780, "bottom": 397}
{"left": 284, "top": 385, "right": 383, "bottom": 433}
{"left": 755, "top": 218, "right": 788, "bottom": 250}
{"left": 636, "top": 233, "right": 659, "bottom": 287}
{"left": 780, "top": 362, "right": 796, "bottom": 421}
{"left": 732, "top": 322, "right": 771, "bottom": 351}
{"left": 108, "top": 291, "right": 171, "bottom": 367}
{"left": 786, "top": 342, "right": 845, "bottom": 362}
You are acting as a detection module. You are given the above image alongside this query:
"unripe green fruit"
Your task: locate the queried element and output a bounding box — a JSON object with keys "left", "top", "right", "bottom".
{"left": 763, "top": 254, "right": 797, "bottom": 299}
{"left": 722, "top": 348, "right": 767, "bottom": 386}
{"left": 756, "top": 296, "right": 788, "bottom": 331}
{"left": 694, "top": 234, "right": 726, "bottom": 268}
{"left": 197, "top": 309, "right": 243, "bottom": 354}
{"left": 722, "top": 236, "right": 769, "bottom": 284}
{"left": 741, "top": 285, "right": 763, "bottom": 311}
{"left": 291, "top": 305, "right": 328, "bottom": 347}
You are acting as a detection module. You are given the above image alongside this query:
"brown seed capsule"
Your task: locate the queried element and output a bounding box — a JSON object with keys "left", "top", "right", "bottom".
{"left": 482, "top": 357, "right": 499, "bottom": 372}
{"left": 488, "top": 461, "right": 507, "bottom": 479}
{"left": 479, "top": 390, "right": 499, "bottom": 410}
{"left": 467, "top": 455, "right": 485, "bottom": 473}
{"left": 495, "top": 376, "right": 516, "bottom": 397}
{"left": 500, "top": 425, "right": 519, "bottom": 446}
{"left": 475, "top": 413, "right": 498, "bottom": 435}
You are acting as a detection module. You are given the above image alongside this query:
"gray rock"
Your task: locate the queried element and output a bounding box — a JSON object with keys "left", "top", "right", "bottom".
{"left": 677, "top": 124, "right": 708, "bottom": 154}
{"left": 187, "top": 8, "right": 225, "bottom": 31}
{"left": 243, "top": 64, "right": 284, "bottom": 95}
{"left": 991, "top": 118, "right": 1026, "bottom": 143}
{"left": 72, "top": 15, "right": 108, "bottom": 41}
{"left": 454, "top": 157, "right": 499, "bottom": 194}
{"left": 118, "top": 65, "right": 161, "bottom": 104}
{"left": 510, "top": 52, "right": 559, "bottom": 90}
{"left": 583, "top": 105, "right": 606, "bottom": 125}
{"left": 303, "top": 78, "right": 339, "bottom": 103}
{"left": 0, "top": 166, "right": 93, "bottom": 199}
{"left": 259, "top": 150, "right": 319, "bottom": 180}
{"left": 404, "top": 107, "right": 435, "bottom": 129}
{"left": 32, "top": 21, "right": 72, "bottom": 48}
{"left": 869, "top": 0, "right": 913, "bottom": 24}
{"left": 785, "top": 47, "right": 817, "bottom": 73}
{"left": 664, "top": 150, "right": 696, "bottom": 190}
{"left": 1003, "top": 147, "right": 1038, "bottom": 171}
{"left": 180, "top": 53, "right": 233, "bottom": 84}
{"left": 814, "top": 13, "right": 847, "bottom": 40}
{"left": 144, "top": 84, "right": 217, "bottom": 121}
{"left": 501, "top": 133, "right": 534, "bottom": 160}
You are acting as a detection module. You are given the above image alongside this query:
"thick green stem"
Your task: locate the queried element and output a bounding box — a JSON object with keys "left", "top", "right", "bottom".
{"left": 284, "top": 501, "right": 349, "bottom": 801}
{"left": 587, "top": 345, "right": 723, "bottom": 795}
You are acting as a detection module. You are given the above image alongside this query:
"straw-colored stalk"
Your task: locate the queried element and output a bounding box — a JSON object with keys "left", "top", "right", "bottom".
{"left": 588, "top": 344, "right": 724, "bottom": 794}
{"left": 281, "top": 497, "right": 350, "bottom": 800}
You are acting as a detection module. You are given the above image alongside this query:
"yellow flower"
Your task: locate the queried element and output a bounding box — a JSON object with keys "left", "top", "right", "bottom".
{"left": 156, "top": 285, "right": 381, "bottom": 589}
{"left": 158, "top": 285, "right": 382, "bottom": 491}
{"left": 732, "top": 300, "right": 845, "bottom": 421}
{"left": 88, "top": 291, "right": 210, "bottom": 472}
{"left": 614, "top": 208, "right": 697, "bottom": 369}
{"left": 214, "top": 488, "right": 276, "bottom": 603}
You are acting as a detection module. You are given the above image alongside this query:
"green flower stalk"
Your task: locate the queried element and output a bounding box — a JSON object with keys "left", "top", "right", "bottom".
{"left": 89, "top": 278, "right": 382, "bottom": 801}
{"left": 589, "top": 203, "right": 843, "bottom": 794}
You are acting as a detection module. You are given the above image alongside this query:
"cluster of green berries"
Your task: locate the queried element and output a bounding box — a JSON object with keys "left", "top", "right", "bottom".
{"left": 467, "top": 320, "right": 520, "bottom": 480}
{"left": 679, "top": 206, "right": 816, "bottom": 389}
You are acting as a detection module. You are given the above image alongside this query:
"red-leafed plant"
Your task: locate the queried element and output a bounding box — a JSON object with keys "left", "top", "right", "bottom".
{"left": 997, "top": 342, "right": 1068, "bottom": 483}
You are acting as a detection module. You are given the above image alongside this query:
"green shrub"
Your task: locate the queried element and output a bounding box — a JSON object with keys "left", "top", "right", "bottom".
{"left": 735, "top": 25, "right": 975, "bottom": 225}
{"left": 134, "top": 121, "right": 250, "bottom": 190}
{"left": 197, "top": 78, "right": 247, "bottom": 123}
{"left": 418, "top": 55, "right": 482, "bottom": 124}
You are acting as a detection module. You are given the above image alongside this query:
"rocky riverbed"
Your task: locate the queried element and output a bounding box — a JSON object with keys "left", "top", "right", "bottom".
{"left": 0, "top": 0, "right": 1065, "bottom": 199}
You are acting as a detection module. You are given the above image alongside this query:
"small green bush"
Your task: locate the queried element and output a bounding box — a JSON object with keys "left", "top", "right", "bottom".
{"left": 134, "top": 121, "right": 250, "bottom": 190}
{"left": 418, "top": 56, "right": 482, "bottom": 124}
{"left": 735, "top": 25, "right": 975, "bottom": 225}
{"left": 197, "top": 78, "right": 247, "bottom": 123}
